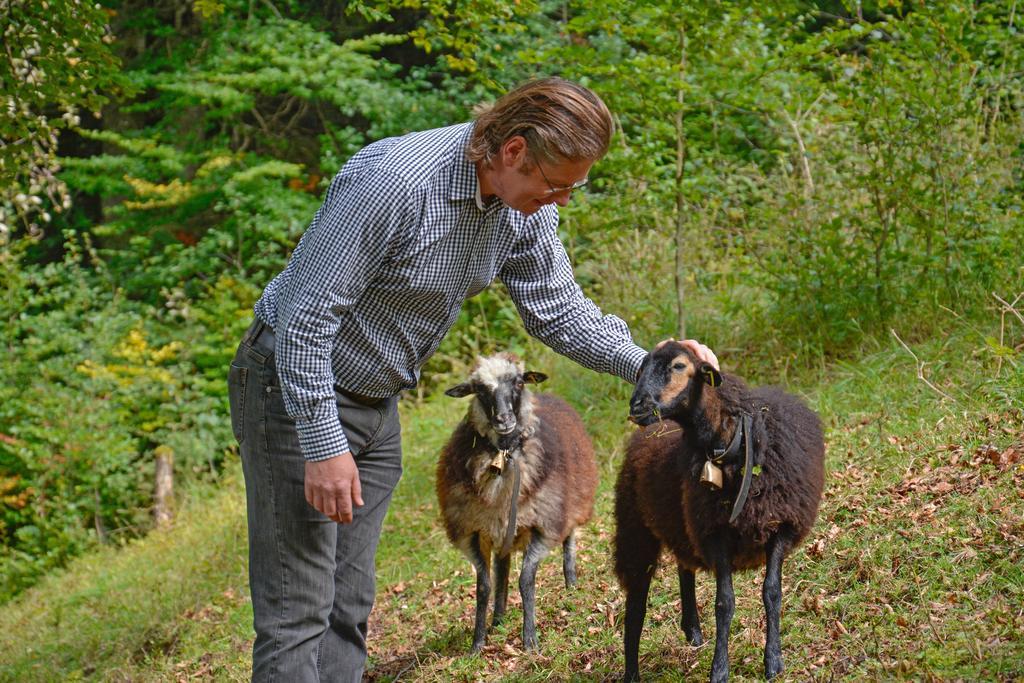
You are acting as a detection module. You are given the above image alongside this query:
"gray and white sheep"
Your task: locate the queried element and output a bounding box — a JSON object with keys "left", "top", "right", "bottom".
{"left": 437, "top": 353, "right": 598, "bottom": 652}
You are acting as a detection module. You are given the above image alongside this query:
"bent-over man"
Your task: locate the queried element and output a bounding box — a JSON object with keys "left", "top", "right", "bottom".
{"left": 228, "top": 77, "right": 717, "bottom": 682}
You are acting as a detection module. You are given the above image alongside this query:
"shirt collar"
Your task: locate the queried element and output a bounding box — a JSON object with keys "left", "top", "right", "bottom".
{"left": 474, "top": 179, "right": 486, "bottom": 211}
{"left": 451, "top": 122, "right": 485, "bottom": 208}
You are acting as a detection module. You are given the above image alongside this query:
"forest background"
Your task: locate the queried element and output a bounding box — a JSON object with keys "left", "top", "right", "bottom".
{"left": 1, "top": 0, "right": 1022, "bottom": 680}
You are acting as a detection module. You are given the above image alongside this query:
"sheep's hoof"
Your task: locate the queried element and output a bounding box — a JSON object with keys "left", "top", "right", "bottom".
{"left": 710, "top": 660, "right": 729, "bottom": 683}
{"left": 522, "top": 634, "right": 539, "bottom": 651}
{"left": 681, "top": 615, "right": 703, "bottom": 646}
{"left": 765, "top": 653, "right": 784, "bottom": 679}
{"left": 470, "top": 639, "right": 485, "bottom": 654}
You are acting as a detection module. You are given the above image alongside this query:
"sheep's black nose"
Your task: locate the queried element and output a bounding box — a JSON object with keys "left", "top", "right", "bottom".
{"left": 629, "top": 392, "right": 656, "bottom": 420}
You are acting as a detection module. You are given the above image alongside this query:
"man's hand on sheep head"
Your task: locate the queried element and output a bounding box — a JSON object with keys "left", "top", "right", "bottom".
{"left": 654, "top": 338, "right": 720, "bottom": 372}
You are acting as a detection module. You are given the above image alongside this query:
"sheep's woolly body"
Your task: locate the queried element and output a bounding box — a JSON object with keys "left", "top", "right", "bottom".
{"left": 436, "top": 353, "right": 598, "bottom": 652}
{"left": 619, "top": 379, "right": 824, "bottom": 573}
{"left": 439, "top": 394, "right": 594, "bottom": 558}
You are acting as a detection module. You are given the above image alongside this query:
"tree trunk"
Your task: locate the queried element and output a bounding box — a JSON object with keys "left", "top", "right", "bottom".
{"left": 782, "top": 108, "right": 814, "bottom": 198}
{"left": 674, "top": 23, "right": 688, "bottom": 340}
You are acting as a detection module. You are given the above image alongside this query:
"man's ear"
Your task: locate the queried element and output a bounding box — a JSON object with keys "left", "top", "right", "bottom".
{"left": 500, "top": 135, "right": 529, "bottom": 168}
{"left": 522, "top": 371, "right": 547, "bottom": 385}
{"left": 700, "top": 363, "right": 722, "bottom": 388}
{"left": 445, "top": 383, "right": 474, "bottom": 398}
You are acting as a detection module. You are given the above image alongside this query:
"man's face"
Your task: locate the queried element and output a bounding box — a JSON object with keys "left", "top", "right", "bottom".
{"left": 490, "top": 137, "right": 594, "bottom": 215}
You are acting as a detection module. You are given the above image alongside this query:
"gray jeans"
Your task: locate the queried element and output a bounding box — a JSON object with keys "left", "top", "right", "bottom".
{"left": 228, "top": 319, "right": 403, "bottom": 682}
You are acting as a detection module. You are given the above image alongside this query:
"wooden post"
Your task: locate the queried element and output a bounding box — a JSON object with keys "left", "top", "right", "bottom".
{"left": 154, "top": 445, "right": 175, "bottom": 528}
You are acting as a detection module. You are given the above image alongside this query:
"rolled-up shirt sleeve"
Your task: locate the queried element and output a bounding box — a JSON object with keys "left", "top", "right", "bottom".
{"left": 274, "top": 169, "right": 414, "bottom": 461}
{"left": 500, "top": 209, "right": 647, "bottom": 383}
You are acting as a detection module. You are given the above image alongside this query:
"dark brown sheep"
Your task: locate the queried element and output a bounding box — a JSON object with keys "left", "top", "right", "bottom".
{"left": 615, "top": 340, "right": 825, "bottom": 682}
{"left": 437, "top": 353, "right": 598, "bottom": 652}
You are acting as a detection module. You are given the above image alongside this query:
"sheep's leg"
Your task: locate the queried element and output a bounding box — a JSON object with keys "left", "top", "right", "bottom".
{"left": 492, "top": 551, "right": 511, "bottom": 628}
{"left": 469, "top": 533, "right": 491, "bottom": 653}
{"left": 562, "top": 529, "right": 578, "bottom": 588}
{"left": 614, "top": 489, "right": 662, "bottom": 682}
{"left": 762, "top": 534, "right": 787, "bottom": 679}
{"left": 677, "top": 563, "right": 703, "bottom": 646}
{"left": 622, "top": 565, "right": 654, "bottom": 682}
{"left": 518, "top": 529, "right": 549, "bottom": 651}
{"left": 710, "top": 552, "right": 735, "bottom": 683}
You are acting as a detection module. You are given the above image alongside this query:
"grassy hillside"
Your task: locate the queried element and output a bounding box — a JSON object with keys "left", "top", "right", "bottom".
{"left": 1, "top": 327, "right": 1021, "bottom": 682}
{"left": 0, "top": 473, "right": 251, "bottom": 682}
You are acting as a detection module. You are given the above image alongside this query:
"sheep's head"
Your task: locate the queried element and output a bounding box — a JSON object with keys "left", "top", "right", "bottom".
{"left": 629, "top": 340, "right": 722, "bottom": 426}
{"left": 445, "top": 353, "right": 547, "bottom": 441}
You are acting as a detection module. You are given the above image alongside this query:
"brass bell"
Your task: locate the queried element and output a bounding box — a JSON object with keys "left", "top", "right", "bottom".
{"left": 489, "top": 450, "right": 508, "bottom": 474}
{"left": 701, "top": 460, "right": 723, "bottom": 489}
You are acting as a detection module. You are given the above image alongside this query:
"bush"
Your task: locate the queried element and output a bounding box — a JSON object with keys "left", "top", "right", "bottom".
{"left": 0, "top": 236, "right": 244, "bottom": 601}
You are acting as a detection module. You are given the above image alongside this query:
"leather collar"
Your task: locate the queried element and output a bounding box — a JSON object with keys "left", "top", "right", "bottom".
{"left": 709, "top": 414, "right": 755, "bottom": 524}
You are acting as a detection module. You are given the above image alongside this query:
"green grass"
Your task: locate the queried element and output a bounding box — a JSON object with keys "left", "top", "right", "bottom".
{"left": 0, "top": 475, "right": 253, "bottom": 682}
{"left": 1, "top": 325, "right": 1021, "bottom": 681}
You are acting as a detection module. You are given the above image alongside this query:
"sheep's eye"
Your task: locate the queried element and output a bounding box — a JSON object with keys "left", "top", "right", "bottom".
{"left": 671, "top": 362, "right": 687, "bottom": 372}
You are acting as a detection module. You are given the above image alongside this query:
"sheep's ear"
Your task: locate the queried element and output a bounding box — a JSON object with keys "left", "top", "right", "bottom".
{"left": 522, "top": 371, "right": 548, "bottom": 385}
{"left": 700, "top": 363, "right": 722, "bottom": 388}
{"left": 445, "top": 383, "right": 474, "bottom": 398}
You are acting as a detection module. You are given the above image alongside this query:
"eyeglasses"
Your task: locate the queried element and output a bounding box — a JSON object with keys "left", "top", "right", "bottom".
{"left": 534, "top": 155, "right": 589, "bottom": 197}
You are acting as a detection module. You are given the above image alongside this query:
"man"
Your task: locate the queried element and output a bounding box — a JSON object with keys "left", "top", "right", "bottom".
{"left": 228, "top": 77, "right": 717, "bottom": 682}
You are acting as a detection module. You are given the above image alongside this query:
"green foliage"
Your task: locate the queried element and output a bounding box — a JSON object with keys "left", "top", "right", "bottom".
{"left": 0, "top": 238, "right": 140, "bottom": 598}
{"left": 528, "top": 1, "right": 1024, "bottom": 354}
{"left": 746, "top": 4, "right": 1024, "bottom": 351}
{"left": 513, "top": 2, "right": 824, "bottom": 338}
{"left": 142, "top": 19, "right": 442, "bottom": 150}
{"left": 350, "top": 0, "right": 546, "bottom": 81}
{"left": 0, "top": 0, "right": 123, "bottom": 238}
{"left": 2, "top": 2, "right": 470, "bottom": 599}
{"left": 0, "top": 236, "right": 239, "bottom": 600}
{"left": 55, "top": 13, "right": 463, "bottom": 304}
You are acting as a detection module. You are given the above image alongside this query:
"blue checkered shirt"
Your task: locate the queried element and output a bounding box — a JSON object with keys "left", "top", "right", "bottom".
{"left": 254, "top": 122, "right": 647, "bottom": 461}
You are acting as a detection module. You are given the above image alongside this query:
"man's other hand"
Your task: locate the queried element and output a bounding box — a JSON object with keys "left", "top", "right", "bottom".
{"left": 305, "top": 453, "right": 363, "bottom": 524}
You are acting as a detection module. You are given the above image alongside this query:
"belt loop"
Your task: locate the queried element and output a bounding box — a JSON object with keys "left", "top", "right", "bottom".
{"left": 241, "top": 318, "right": 265, "bottom": 346}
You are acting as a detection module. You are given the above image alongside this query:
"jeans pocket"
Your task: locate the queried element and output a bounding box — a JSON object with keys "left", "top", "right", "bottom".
{"left": 228, "top": 363, "right": 248, "bottom": 444}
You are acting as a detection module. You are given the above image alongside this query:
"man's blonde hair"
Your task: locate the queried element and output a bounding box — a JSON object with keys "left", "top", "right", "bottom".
{"left": 468, "top": 77, "right": 613, "bottom": 167}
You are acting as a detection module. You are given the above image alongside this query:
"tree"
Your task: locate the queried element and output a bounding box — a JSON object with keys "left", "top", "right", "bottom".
{"left": 0, "top": 0, "right": 121, "bottom": 243}
{"left": 529, "top": 1, "right": 811, "bottom": 339}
